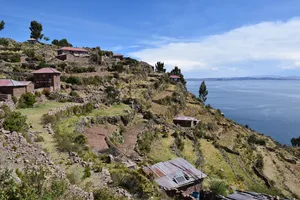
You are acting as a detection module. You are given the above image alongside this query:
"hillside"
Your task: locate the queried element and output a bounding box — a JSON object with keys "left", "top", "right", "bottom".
{"left": 0, "top": 38, "right": 299, "bottom": 199}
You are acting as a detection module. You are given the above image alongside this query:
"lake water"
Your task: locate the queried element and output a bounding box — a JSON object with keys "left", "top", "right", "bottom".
{"left": 186, "top": 80, "right": 300, "bottom": 145}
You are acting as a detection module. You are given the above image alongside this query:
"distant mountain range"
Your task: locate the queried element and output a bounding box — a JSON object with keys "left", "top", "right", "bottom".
{"left": 186, "top": 76, "right": 300, "bottom": 81}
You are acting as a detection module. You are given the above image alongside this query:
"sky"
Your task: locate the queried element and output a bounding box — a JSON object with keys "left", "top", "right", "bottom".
{"left": 1, "top": 0, "right": 300, "bottom": 78}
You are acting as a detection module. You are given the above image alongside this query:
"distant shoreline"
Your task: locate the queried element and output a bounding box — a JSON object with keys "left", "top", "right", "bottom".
{"left": 186, "top": 77, "right": 300, "bottom": 81}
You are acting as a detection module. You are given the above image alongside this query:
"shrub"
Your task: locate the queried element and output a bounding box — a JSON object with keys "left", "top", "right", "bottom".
{"left": 210, "top": 180, "right": 227, "bottom": 196}
{"left": 0, "top": 38, "right": 9, "bottom": 46}
{"left": 67, "top": 170, "right": 81, "bottom": 185}
{"left": 35, "top": 91, "right": 41, "bottom": 97}
{"left": 69, "top": 90, "right": 80, "bottom": 97}
{"left": 255, "top": 154, "right": 264, "bottom": 170}
{"left": 42, "top": 88, "right": 51, "bottom": 97}
{"left": 248, "top": 134, "right": 266, "bottom": 146}
{"left": 74, "top": 134, "right": 87, "bottom": 145}
{"left": 0, "top": 168, "right": 69, "bottom": 199}
{"left": 23, "top": 49, "right": 35, "bottom": 58}
{"left": 111, "top": 169, "right": 155, "bottom": 199}
{"left": 18, "top": 92, "right": 36, "bottom": 108}
{"left": 65, "top": 76, "right": 82, "bottom": 85}
{"left": 83, "top": 166, "right": 91, "bottom": 179}
{"left": 175, "top": 136, "right": 184, "bottom": 151}
{"left": 3, "top": 111, "right": 28, "bottom": 133}
{"left": 207, "top": 122, "right": 217, "bottom": 131}
{"left": 94, "top": 188, "right": 124, "bottom": 200}
{"left": 12, "top": 96, "right": 18, "bottom": 104}
{"left": 34, "top": 135, "right": 44, "bottom": 142}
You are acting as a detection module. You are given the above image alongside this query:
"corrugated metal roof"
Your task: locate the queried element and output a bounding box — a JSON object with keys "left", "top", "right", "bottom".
{"left": 32, "top": 68, "right": 61, "bottom": 74}
{"left": 173, "top": 116, "right": 199, "bottom": 122}
{"left": 58, "top": 47, "right": 88, "bottom": 52}
{"left": 0, "top": 79, "right": 30, "bottom": 87}
{"left": 144, "top": 158, "right": 207, "bottom": 190}
{"left": 227, "top": 191, "right": 274, "bottom": 200}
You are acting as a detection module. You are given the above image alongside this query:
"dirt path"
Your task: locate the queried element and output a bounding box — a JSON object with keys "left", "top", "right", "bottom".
{"left": 117, "top": 122, "right": 146, "bottom": 158}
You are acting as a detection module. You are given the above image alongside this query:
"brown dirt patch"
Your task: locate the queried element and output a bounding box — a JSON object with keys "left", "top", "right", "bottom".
{"left": 117, "top": 122, "right": 146, "bottom": 158}
{"left": 84, "top": 124, "right": 118, "bottom": 151}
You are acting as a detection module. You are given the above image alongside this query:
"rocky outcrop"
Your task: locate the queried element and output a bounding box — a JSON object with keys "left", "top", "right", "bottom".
{"left": 0, "top": 130, "right": 92, "bottom": 199}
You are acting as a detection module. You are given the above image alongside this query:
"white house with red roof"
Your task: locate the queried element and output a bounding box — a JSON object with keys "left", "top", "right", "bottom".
{"left": 57, "top": 47, "right": 89, "bottom": 61}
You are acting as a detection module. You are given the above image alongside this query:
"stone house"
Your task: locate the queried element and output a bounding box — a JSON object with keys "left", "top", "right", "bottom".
{"left": 112, "top": 54, "right": 124, "bottom": 60}
{"left": 173, "top": 116, "right": 199, "bottom": 127}
{"left": 33, "top": 68, "right": 61, "bottom": 91}
{"left": 27, "top": 38, "right": 39, "bottom": 44}
{"left": 56, "top": 47, "right": 89, "bottom": 61}
{"left": 0, "top": 79, "right": 34, "bottom": 98}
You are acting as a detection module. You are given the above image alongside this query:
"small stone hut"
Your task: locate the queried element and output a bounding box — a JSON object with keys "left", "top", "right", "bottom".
{"left": 0, "top": 79, "right": 34, "bottom": 98}
{"left": 173, "top": 116, "right": 199, "bottom": 127}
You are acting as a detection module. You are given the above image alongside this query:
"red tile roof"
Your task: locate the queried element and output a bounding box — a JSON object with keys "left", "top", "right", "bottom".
{"left": 170, "top": 75, "right": 180, "bottom": 79}
{"left": 113, "top": 54, "right": 123, "bottom": 57}
{"left": 58, "top": 47, "right": 88, "bottom": 52}
{"left": 32, "top": 68, "right": 61, "bottom": 74}
{"left": 0, "top": 79, "right": 31, "bottom": 87}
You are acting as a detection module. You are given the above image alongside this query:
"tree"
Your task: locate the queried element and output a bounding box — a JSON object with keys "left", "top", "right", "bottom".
{"left": 0, "top": 20, "right": 5, "bottom": 31}
{"left": 43, "top": 36, "right": 50, "bottom": 41}
{"left": 199, "top": 80, "right": 208, "bottom": 103}
{"left": 29, "top": 21, "right": 43, "bottom": 40}
{"left": 170, "top": 66, "right": 186, "bottom": 84}
{"left": 155, "top": 61, "right": 166, "bottom": 73}
{"left": 18, "top": 92, "right": 36, "bottom": 108}
{"left": 52, "top": 38, "right": 72, "bottom": 47}
{"left": 291, "top": 137, "right": 300, "bottom": 147}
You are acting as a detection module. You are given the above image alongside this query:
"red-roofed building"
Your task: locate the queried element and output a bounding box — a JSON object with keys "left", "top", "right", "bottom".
{"left": 170, "top": 75, "right": 181, "bottom": 82}
{"left": 0, "top": 79, "right": 34, "bottom": 98}
{"left": 33, "top": 68, "right": 61, "bottom": 91}
{"left": 57, "top": 47, "right": 89, "bottom": 61}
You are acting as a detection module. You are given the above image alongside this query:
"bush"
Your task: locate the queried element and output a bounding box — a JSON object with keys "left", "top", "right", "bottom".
{"left": 12, "top": 96, "right": 18, "bottom": 104}
{"left": 69, "top": 90, "right": 79, "bottom": 97}
{"left": 42, "top": 88, "right": 51, "bottom": 97}
{"left": 210, "top": 180, "right": 227, "bottom": 196}
{"left": 0, "top": 38, "right": 9, "bottom": 46}
{"left": 207, "top": 122, "right": 217, "bottom": 131}
{"left": 18, "top": 92, "right": 36, "bottom": 108}
{"left": 35, "top": 91, "right": 41, "bottom": 97}
{"left": 74, "top": 134, "right": 87, "bottom": 145}
{"left": 111, "top": 169, "right": 155, "bottom": 199}
{"left": 65, "top": 76, "right": 82, "bottom": 85}
{"left": 175, "top": 136, "right": 184, "bottom": 151}
{"left": 255, "top": 154, "right": 264, "bottom": 170}
{"left": 0, "top": 168, "right": 70, "bottom": 200}
{"left": 94, "top": 188, "right": 124, "bottom": 200}
{"left": 3, "top": 111, "right": 28, "bottom": 133}
{"left": 34, "top": 135, "right": 44, "bottom": 142}
{"left": 83, "top": 166, "right": 91, "bottom": 179}
{"left": 23, "top": 49, "right": 35, "bottom": 58}
{"left": 248, "top": 134, "right": 266, "bottom": 146}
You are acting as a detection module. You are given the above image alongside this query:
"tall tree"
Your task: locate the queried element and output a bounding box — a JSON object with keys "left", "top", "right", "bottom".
{"left": 170, "top": 66, "right": 186, "bottom": 85}
{"left": 155, "top": 61, "right": 166, "bottom": 73}
{"left": 29, "top": 21, "right": 43, "bottom": 40}
{"left": 0, "top": 20, "right": 5, "bottom": 31}
{"left": 291, "top": 137, "right": 300, "bottom": 147}
{"left": 199, "top": 81, "right": 208, "bottom": 103}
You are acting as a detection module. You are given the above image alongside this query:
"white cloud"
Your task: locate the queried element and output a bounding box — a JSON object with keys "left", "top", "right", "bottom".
{"left": 129, "top": 18, "right": 300, "bottom": 74}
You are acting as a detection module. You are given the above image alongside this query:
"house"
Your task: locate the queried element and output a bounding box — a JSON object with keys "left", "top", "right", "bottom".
{"left": 143, "top": 158, "right": 207, "bottom": 197}
{"left": 112, "top": 54, "right": 124, "bottom": 60}
{"left": 173, "top": 116, "right": 199, "bottom": 127}
{"left": 56, "top": 47, "right": 89, "bottom": 60}
{"left": 221, "top": 191, "right": 283, "bottom": 200}
{"left": 170, "top": 75, "right": 181, "bottom": 82}
{"left": 27, "top": 38, "right": 38, "bottom": 44}
{"left": 33, "top": 68, "right": 61, "bottom": 91}
{"left": 0, "top": 79, "right": 34, "bottom": 98}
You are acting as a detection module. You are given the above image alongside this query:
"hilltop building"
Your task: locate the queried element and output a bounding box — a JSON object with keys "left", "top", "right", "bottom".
{"left": 170, "top": 75, "right": 181, "bottom": 82}
{"left": 0, "top": 79, "right": 34, "bottom": 98}
{"left": 33, "top": 68, "right": 61, "bottom": 91}
{"left": 27, "top": 38, "right": 39, "bottom": 44}
{"left": 112, "top": 54, "right": 124, "bottom": 60}
{"left": 173, "top": 116, "right": 199, "bottom": 127}
{"left": 56, "top": 47, "right": 89, "bottom": 61}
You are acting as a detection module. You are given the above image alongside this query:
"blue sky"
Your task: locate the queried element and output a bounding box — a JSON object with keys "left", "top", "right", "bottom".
{"left": 1, "top": 0, "right": 300, "bottom": 78}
